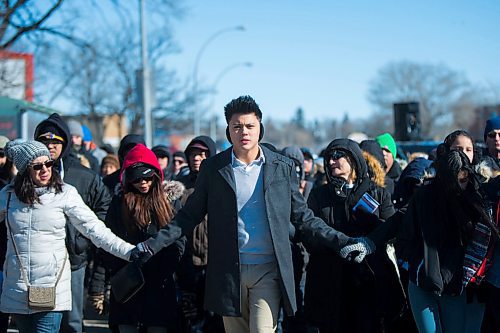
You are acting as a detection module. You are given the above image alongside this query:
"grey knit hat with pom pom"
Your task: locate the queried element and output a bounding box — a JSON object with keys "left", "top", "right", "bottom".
{"left": 6, "top": 140, "right": 51, "bottom": 174}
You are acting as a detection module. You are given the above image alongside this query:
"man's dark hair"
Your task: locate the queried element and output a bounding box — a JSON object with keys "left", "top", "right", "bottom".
{"left": 14, "top": 168, "right": 63, "bottom": 205}
{"left": 224, "top": 95, "right": 262, "bottom": 123}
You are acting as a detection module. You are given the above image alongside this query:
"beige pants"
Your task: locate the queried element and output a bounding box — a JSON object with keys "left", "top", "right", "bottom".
{"left": 223, "top": 262, "right": 282, "bottom": 333}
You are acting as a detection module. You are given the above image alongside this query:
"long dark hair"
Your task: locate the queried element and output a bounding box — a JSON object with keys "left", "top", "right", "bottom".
{"left": 14, "top": 168, "right": 63, "bottom": 205}
{"left": 122, "top": 174, "right": 175, "bottom": 233}
{"left": 443, "top": 129, "right": 479, "bottom": 164}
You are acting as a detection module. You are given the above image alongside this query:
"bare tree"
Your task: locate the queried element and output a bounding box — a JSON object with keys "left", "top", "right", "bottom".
{"left": 368, "top": 61, "right": 471, "bottom": 138}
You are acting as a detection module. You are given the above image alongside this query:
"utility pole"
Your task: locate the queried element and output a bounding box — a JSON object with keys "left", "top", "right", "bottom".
{"left": 139, "top": 0, "right": 152, "bottom": 147}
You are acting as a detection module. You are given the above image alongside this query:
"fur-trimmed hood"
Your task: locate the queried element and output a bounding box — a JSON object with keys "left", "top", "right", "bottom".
{"left": 163, "top": 180, "right": 185, "bottom": 202}
{"left": 363, "top": 151, "right": 385, "bottom": 188}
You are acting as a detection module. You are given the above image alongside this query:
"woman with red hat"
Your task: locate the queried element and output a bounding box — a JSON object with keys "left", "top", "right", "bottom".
{"left": 90, "top": 144, "right": 186, "bottom": 333}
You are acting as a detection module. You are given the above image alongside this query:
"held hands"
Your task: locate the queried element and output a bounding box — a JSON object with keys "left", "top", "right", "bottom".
{"left": 339, "top": 237, "right": 376, "bottom": 263}
{"left": 129, "top": 242, "right": 154, "bottom": 266}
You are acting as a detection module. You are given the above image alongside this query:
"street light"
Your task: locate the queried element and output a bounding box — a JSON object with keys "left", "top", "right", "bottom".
{"left": 192, "top": 25, "right": 245, "bottom": 136}
{"left": 209, "top": 61, "right": 253, "bottom": 140}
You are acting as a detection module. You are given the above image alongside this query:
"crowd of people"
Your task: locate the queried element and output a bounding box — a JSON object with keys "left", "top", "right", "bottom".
{"left": 0, "top": 95, "right": 499, "bottom": 333}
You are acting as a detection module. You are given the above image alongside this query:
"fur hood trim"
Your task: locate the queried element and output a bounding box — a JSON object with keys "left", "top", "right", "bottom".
{"left": 363, "top": 151, "right": 385, "bottom": 188}
{"left": 163, "top": 180, "right": 185, "bottom": 201}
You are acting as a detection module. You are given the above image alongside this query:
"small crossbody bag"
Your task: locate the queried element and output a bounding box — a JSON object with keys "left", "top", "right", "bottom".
{"left": 5, "top": 192, "right": 67, "bottom": 310}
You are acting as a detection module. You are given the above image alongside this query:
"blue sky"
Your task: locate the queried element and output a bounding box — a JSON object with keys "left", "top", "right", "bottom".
{"left": 167, "top": 0, "right": 500, "bottom": 123}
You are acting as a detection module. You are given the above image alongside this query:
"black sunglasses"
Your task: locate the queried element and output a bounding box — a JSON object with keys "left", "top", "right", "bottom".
{"left": 329, "top": 150, "right": 347, "bottom": 161}
{"left": 30, "top": 160, "right": 54, "bottom": 171}
{"left": 0, "top": 150, "right": 5, "bottom": 158}
{"left": 132, "top": 176, "right": 154, "bottom": 184}
{"left": 487, "top": 131, "right": 500, "bottom": 139}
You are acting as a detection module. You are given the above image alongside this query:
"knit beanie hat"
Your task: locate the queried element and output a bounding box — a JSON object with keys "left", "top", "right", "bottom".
{"left": 82, "top": 125, "right": 93, "bottom": 142}
{"left": 6, "top": 140, "right": 51, "bottom": 174}
{"left": 484, "top": 116, "right": 500, "bottom": 141}
{"left": 375, "top": 133, "right": 397, "bottom": 159}
{"left": 67, "top": 119, "right": 84, "bottom": 138}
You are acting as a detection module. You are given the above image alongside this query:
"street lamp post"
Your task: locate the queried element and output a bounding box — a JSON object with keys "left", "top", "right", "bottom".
{"left": 209, "top": 62, "right": 253, "bottom": 140}
{"left": 192, "top": 25, "right": 245, "bottom": 136}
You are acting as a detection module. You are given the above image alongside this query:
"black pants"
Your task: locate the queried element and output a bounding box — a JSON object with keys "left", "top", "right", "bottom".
{"left": 481, "top": 282, "right": 500, "bottom": 333}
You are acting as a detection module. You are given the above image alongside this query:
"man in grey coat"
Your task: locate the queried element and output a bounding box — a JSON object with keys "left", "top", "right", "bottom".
{"left": 134, "top": 96, "right": 353, "bottom": 333}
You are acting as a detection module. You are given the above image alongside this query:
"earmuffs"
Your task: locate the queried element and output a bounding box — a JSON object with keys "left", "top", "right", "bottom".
{"left": 226, "top": 123, "right": 265, "bottom": 144}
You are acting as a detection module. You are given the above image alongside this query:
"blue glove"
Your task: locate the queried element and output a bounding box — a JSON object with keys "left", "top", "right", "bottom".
{"left": 339, "top": 237, "right": 376, "bottom": 263}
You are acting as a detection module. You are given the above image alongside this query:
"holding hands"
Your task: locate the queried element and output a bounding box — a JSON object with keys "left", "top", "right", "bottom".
{"left": 129, "top": 242, "right": 154, "bottom": 266}
{"left": 339, "top": 237, "right": 376, "bottom": 263}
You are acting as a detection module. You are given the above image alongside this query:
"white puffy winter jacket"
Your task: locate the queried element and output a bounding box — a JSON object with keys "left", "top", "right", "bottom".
{"left": 0, "top": 184, "right": 134, "bottom": 314}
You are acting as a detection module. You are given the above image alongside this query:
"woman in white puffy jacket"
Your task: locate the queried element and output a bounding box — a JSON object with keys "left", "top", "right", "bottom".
{"left": 0, "top": 140, "right": 135, "bottom": 333}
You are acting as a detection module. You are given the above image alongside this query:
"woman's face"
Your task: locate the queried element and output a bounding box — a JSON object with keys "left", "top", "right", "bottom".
{"left": 328, "top": 150, "right": 353, "bottom": 182}
{"left": 451, "top": 135, "right": 474, "bottom": 163}
{"left": 29, "top": 156, "right": 53, "bottom": 187}
{"left": 131, "top": 177, "right": 154, "bottom": 194}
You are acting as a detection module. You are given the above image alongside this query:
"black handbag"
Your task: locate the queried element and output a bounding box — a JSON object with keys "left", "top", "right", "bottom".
{"left": 110, "top": 261, "right": 145, "bottom": 304}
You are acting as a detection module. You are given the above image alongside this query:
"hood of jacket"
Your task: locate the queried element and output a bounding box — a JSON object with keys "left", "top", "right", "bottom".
{"left": 323, "top": 139, "right": 368, "bottom": 186}
{"left": 34, "top": 113, "right": 71, "bottom": 160}
{"left": 323, "top": 138, "right": 372, "bottom": 210}
{"left": 184, "top": 135, "right": 216, "bottom": 172}
{"left": 120, "top": 143, "right": 163, "bottom": 185}
{"left": 117, "top": 134, "right": 145, "bottom": 165}
{"left": 282, "top": 146, "right": 305, "bottom": 180}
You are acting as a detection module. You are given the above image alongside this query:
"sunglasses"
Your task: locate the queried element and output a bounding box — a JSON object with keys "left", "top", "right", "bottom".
{"left": 132, "top": 176, "right": 154, "bottom": 184}
{"left": 329, "top": 150, "right": 347, "bottom": 161}
{"left": 30, "top": 160, "right": 54, "bottom": 171}
{"left": 174, "top": 159, "right": 184, "bottom": 164}
{"left": 0, "top": 150, "right": 5, "bottom": 158}
{"left": 487, "top": 131, "right": 500, "bottom": 139}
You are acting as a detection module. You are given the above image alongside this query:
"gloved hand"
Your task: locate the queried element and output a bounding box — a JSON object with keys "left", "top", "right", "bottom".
{"left": 339, "top": 237, "right": 376, "bottom": 263}
{"left": 89, "top": 293, "right": 105, "bottom": 315}
{"left": 129, "top": 242, "right": 154, "bottom": 266}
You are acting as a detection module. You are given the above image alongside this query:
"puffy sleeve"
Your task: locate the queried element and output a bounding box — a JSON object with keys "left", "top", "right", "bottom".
{"left": 62, "top": 185, "right": 134, "bottom": 261}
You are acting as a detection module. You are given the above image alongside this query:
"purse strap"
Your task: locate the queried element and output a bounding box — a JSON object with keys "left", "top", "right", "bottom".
{"left": 4, "top": 192, "right": 67, "bottom": 287}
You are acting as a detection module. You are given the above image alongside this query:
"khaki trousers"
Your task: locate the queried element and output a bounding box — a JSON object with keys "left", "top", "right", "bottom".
{"left": 223, "top": 262, "right": 282, "bottom": 333}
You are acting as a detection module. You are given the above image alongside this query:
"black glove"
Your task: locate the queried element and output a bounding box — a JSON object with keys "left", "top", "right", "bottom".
{"left": 129, "top": 242, "right": 154, "bottom": 266}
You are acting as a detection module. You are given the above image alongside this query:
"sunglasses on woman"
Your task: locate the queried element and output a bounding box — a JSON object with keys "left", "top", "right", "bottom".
{"left": 487, "top": 131, "right": 500, "bottom": 139}
{"left": 132, "top": 176, "right": 154, "bottom": 184}
{"left": 328, "top": 150, "right": 347, "bottom": 161}
{"left": 30, "top": 160, "right": 54, "bottom": 171}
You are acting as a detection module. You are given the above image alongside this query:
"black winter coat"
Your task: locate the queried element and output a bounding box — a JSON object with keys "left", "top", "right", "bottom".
{"left": 303, "top": 139, "right": 404, "bottom": 332}
{"left": 97, "top": 193, "right": 185, "bottom": 327}
{"left": 34, "top": 113, "right": 111, "bottom": 270}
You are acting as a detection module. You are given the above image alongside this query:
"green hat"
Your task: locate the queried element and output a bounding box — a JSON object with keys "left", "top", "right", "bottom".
{"left": 375, "top": 133, "right": 397, "bottom": 159}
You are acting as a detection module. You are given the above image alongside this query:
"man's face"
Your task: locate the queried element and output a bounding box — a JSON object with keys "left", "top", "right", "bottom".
{"left": 303, "top": 158, "right": 313, "bottom": 174}
{"left": 40, "top": 139, "right": 64, "bottom": 160}
{"left": 188, "top": 148, "right": 207, "bottom": 172}
{"left": 228, "top": 113, "right": 260, "bottom": 157}
{"left": 157, "top": 156, "right": 169, "bottom": 170}
{"left": 71, "top": 135, "right": 83, "bottom": 146}
{"left": 382, "top": 148, "right": 394, "bottom": 172}
{"left": 486, "top": 129, "right": 500, "bottom": 157}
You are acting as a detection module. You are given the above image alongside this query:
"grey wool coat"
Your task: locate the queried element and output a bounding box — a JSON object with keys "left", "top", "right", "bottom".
{"left": 145, "top": 146, "right": 351, "bottom": 317}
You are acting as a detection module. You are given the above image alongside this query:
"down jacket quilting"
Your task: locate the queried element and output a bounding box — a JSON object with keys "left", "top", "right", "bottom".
{"left": 0, "top": 184, "right": 134, "bottom": 314}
